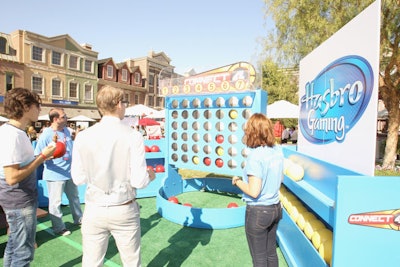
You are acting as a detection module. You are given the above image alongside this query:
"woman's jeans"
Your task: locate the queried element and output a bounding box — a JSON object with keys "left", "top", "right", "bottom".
{"left": 245, "top": 203, "right": 282, "bottom": 267}
{"left": 3, "top": 202, "right": 37, "bottom": 267}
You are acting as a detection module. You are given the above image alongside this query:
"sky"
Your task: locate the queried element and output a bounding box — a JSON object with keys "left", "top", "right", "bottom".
{"left": 1, "top": 0, "right": 272, "bottom": 75}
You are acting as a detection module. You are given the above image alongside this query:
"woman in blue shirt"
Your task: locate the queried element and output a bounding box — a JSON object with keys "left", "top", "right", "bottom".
{"left": 232, "top": 113, "right": 284, "bottom": 267}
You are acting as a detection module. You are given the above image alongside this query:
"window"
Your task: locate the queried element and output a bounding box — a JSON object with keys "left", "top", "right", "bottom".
{"left": 148, "top": 95, "right": 154, "bottom": 106}
{"left": 0, "top": 37, "right": 6, "bottom": 54}
{"left": 135, "top": 73, "right": 141, "bottom": 84}
{"left": 32, "top": 75, "right": 43, "bottom": 94}
{"left": 32, "top": 46, "right": 44, "bottom": 62}
{"left": 134, "top": 94, "right": 139, "bottom": 104}
{"left": 107, "top": 65, "right": 113, "bottom": 78}
{"left": 6, "top": 73, "right": 14, "bottom": 91}
{"left": 69, "top": 81, "right": 79, "bottom": 98}
{"left": 149, "top": 74, "right": 154, "bottom": 86}
{"left": 84, "top": 59, "right": 93, "bottom": 73}
{"left": 69, "top": 55, "right": 79, "bottom": 70}
{"left": 123, "top": 93, "right": 129, "bottom": 103}
{"left": 52, "top": 51, "right": 62, "bottom": 66}
{"left": 156, "top": 97, "right": 163, "bottom": 107}
{"left": 122, "top": 69, "right": 128, "bottom": 81}
{"left": 84, "top": 84, "right": 93, "bottom": 101}
{"left": 52, "top": 78, "right": 62, "bottom": 97}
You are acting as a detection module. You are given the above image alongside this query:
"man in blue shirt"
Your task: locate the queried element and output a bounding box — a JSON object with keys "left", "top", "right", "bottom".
{"left": 35, "top": 108, "right": 82, "bottom": 236}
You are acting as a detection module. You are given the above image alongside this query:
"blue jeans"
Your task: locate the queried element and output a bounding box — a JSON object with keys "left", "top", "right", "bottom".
{"left": 245, "top": 203, "right": 282, "bottom": 267}
{"left": 47, "top": 179, "right": 82, "bottom": 233}
{"left": 3, "top": 202, "right": 38, "bottom": 267}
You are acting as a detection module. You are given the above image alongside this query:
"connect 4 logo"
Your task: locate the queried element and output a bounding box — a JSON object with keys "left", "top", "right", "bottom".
{"left": 348, "top": 209, "right": 400, "bottom": 231}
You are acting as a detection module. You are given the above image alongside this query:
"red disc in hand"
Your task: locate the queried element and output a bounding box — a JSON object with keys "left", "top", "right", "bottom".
{"left": 53, "top": 142, "right": 66, "bottom": 158}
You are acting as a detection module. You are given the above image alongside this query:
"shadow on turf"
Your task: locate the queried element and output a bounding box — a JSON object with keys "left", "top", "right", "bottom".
{"left": 59, "top": 256, "right": 82, "bottom": 267}
{"left": 147, "top": 208, "right": 213, "bottom": 266}
{"left": 141, "top": 212, "right": 162, "bottom": 236}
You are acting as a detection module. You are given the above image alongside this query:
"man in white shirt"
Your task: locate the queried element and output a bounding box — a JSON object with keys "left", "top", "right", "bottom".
{"left": 71, "top": 85, "right": 155, "bottom": 267}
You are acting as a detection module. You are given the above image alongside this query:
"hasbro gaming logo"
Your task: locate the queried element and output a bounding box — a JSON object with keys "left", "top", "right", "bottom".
{"left": 299, "top": 55, "right": 373, "bottom": 144}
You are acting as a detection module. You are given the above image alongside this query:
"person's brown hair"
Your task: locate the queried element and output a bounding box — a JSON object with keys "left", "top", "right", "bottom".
{"left": 4, "top": 87, "right": 41, "bottom": 120}
{"left": 49, "top": 108, "right": 64, "bottom": 122}
{"left": 96, "top": 85, "right": 124, "bottom": 115}
{"left": 244, "top": 113, "right": 276, "bottom": 148}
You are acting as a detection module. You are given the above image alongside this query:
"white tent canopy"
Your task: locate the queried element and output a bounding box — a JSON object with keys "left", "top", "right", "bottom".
{"left": 267, "top": 100, "right": 299, "bottom": 119}
{"left": 122, "top": 116, "right": 139, "bottom": 127}
{"left": 145, "top": 109, "right": 165, "bottom": 119}
{"left": 38, "top": 114, "right": 50, "bottom": 121}
{"left": 125, "top": 104, "right": 157, "bottom": 117}
{"left": 0, "top": 115, "right": 9, "bottom": 122}
{"left": 68, "top": 115, "right": 96, "bottom": 122}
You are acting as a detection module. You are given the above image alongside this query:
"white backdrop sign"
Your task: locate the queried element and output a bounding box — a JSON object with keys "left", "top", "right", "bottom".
{"left": 297, "top": 1, "right": 380, "bottom": 175}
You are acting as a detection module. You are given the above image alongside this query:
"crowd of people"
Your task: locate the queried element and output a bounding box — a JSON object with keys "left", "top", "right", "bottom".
{"left": 0, "top": 86, "right": 155, "bottom": 266}
{"left": 273, "top": 120, "right": 298, "bottom": 144}
{"left": 0, "top": 86, "right": 295, "bottom": 266}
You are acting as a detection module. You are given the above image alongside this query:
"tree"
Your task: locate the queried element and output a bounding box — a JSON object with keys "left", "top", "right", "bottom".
{"left": 262, "top": 0, "right": 400, "bottom": 169}
{"left": 379, "top": 1, "right": 400, "bottom": 169}
{"left": 261, "top": 59, "right": 298, "bottom": 104}
{"left": 261, "top": 59, "right": 299, "bottom": 128}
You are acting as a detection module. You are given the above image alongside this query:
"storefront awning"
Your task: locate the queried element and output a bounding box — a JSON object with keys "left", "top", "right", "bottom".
{"left": 39, "top": 106, "right": 101, "bottom": 120}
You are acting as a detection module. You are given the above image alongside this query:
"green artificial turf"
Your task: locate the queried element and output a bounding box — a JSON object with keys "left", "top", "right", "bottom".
{"left": 176, "top": 191, "right": 244, "bottom": 208}
{"left": 0, "top": 196, "right": 288, "bottom": 267}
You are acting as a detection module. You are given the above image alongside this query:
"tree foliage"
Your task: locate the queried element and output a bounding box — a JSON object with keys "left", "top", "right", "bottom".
{"left": 261, "top": 0, "right": 400, "bottom": 169}
{"left": 261, "top": 59, "right": 299, "bottom": 128}
{"left": 262, "top": 59, "right": 298, "bottom": 104}
{"left": 262, "top": 0, "right": 374, "bottom": 66}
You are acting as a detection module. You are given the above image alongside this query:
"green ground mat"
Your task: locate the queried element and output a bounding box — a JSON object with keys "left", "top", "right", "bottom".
{"left": 0, "top": 196, "right": 288, "bottom": 267}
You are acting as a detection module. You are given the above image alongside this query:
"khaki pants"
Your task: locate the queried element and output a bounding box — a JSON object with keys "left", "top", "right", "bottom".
{"left": 81, "top": 201, "right": 141, "bottom": 267}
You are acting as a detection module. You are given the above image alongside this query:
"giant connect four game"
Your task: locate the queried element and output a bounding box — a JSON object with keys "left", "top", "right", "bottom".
{"left": 156, "top": 62, "right": 267, "bottom": 229}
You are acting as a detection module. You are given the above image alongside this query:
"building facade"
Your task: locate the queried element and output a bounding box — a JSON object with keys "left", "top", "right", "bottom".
{"left": 0, "top": 30, "right": 101, "bottom": 119}
{"left": 0, "top": 32, "right": 25, "bottom": 112}
{"left": 97, "top": 58, "right": 147, "bottom": 106}
{"left": 130, "top": 50, "right": 176, "bottom": 109}
{"left": 0, "top": 29, "right": 177, "bottom": 120}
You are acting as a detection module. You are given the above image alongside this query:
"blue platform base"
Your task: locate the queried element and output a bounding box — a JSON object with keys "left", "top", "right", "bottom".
{"left": 37, "top": 180, "right": 86, "bottom": 207}
{"left": 156, "top": 168, "right": 245, "bottom": 229}
{"left": 277, "top": 209, "right": 328, "bottom": 267}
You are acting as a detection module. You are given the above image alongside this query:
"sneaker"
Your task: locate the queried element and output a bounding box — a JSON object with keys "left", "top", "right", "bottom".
{"left": 74, "top": 217, "right": 82, "bottom": 225}
{"left": 57, "top": 229, "right": 71, "bottom": 236}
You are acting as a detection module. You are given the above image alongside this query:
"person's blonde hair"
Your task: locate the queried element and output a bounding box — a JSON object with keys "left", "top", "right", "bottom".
{"left": 28, "top": 126, "right": 35, "bottom": 133}
{"left": 96, "top": 85, "right": 124, "bottom": 115}
{"left": 244, "top": 113, "right": 276, "bottom": 148}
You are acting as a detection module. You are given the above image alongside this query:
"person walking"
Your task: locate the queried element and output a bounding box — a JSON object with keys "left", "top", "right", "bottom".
{"left": 281, "top": 127, "right": 290, "bottom": 144}
{"left": 232, "top": 113, "right": 284, "bottom": 267}
{"left": 273, "top": 120, "right": 284, "bottom": 144}
{"left": 34, "top": 108, "right": 83, "bottom": 236}
{"left": 290, "top": 126, "right": 298, "bottom": 144}
{"left": 0, "top": 88, "right": 55, "bottom": 266}
{"left": 71, "top": 85, "right": 155, "bottom": 267}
